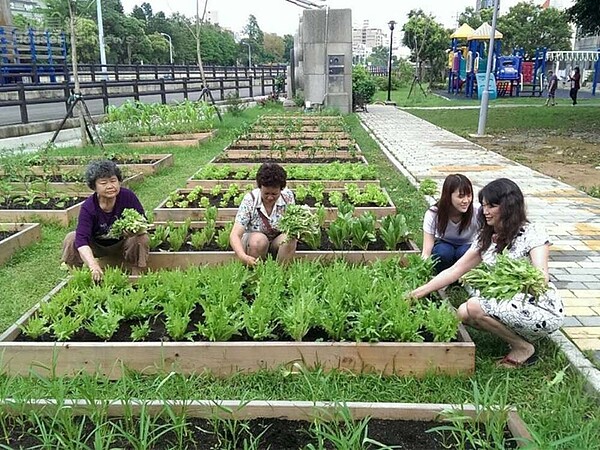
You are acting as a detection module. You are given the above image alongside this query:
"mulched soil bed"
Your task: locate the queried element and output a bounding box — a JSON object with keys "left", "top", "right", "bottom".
{"left": 213, "top": 157, "right": 365, "bottom": 164}
{"left": 0, "top": 230, "right": 17, "bottom": 241}
{"left": 3, "top": 175, "right": 84, "bottom": 183}
{"left": 0, "top": 197, "right": 85, "bottom": 210}
{"left": 15, "top": 311, "right": 444, "bottom": 344}
{"left": 24, "top": 156, "right": 156, "bottom": 165}
{"left": 151, "top": 230, "right": 411, "bottom": 252}
{"left": 165, "top": 193, "right": 386, "bottom": 209}
{"left": 2, "top": 416, "right": 517, "bottom": 449}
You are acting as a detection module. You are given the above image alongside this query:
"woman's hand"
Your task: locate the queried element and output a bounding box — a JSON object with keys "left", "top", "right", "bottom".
{"left": 90, "top": 265, "right": 103, "bottom": 282}
{"left": 242, "top": 254, "right": 258, "bottom": 266}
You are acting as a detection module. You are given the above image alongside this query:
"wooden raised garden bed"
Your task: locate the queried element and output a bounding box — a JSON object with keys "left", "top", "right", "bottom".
{"left": 152, "top": 188, "right": 396, "bottom": 222}
{"left": 0, "top": 154, "right": 173, "bottom": 177}
{"left": 230, "top": 139, "right": 356, "bottom": 150}
{"left": 0, "top": 196, "right": 85, "bottom": 226}
{"left": 0, "top": 399, "right": 532, "bottom": 448}
{"left": 108, "top": 130, "right": 217, "bottom": 148}
{"left": 211, "top": 154, "right": 368, "bottom": 165}
{"left": 146, "top": 242, "right": 420, "bottom": 269}
{"left": 0, "top": 279, "right": 475, "bottom": 379}
{"left": 222, "top": 149, "right": 360, "bottom": 160}
{"left": 186, "top": 178, "right": 379, "bottom": 189}
{"left": 7, "top": 173, "right": 144, "bottom": 196}
{"left": 0, "top": 223, "right": 41, "bottom": 265}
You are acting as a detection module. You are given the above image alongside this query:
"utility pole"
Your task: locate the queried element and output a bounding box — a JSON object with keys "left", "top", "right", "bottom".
{"left": 67, "top": 0, "right": 88, "bottom": 146}
{"left": 0, "top": 0, "right": 12, "bottom": 27}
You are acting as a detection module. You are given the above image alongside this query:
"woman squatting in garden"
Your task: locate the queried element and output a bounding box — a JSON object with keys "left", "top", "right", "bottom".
{"left": 230, "top": 162, "right": 297, "bottom": 265}
{"left": 412, "top": 178, "right": 564, "bottom": 368}
{"left": 421, "top": 174, "right": 479, "bottom": 274}
{"left": 62, "top": 160, "right": 149, "bottom": 282}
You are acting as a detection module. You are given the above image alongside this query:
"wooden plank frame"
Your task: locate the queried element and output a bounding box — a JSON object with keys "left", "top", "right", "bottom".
{"left": 152, "top": 187, "right": 397, "bottom": 222}
{"left": 0, "top": 399, "right": 533, "bottom": 446}
{"left": 106, "top": 130, "right": 217, "bottom": 148}
{"left": 0, "top": 223, "right": 41, "bottom": 265}
{"left": 0, "top": 200, "right": 84, "bottom": 226}
{"left": 0, "top": 154, "right": 174, "bottom": 177}
{"left": 209, "top": 155, "right": 369, "bottom": 166}
{"left": 146, "top": 241, "right": 420, "bottom": 269}
{"left": 7, "top": 173, "right": 145, "bottom": 196}
{"left": 0, "top": 280, "right": 475, "bottom": 379}
{"left": 222, "top": 149, "right": 360, "bottom": 160}
{"left": 186, "top": 178, "right": 380, "bottom": 189}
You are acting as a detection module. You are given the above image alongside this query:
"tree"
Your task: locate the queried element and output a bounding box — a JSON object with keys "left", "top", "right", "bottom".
{"left": 568, "top": 0, "right": 600, "bottom": 36}
{"left": 242, "top": 14, "right": 265, "bottom": 64}
{"left": 457, "top": 6, "right": 492, "bottom": 30}
{"left": 263, "top": 33, "right": 285, "bottom": 63}
{"left": 497, "top": 2, "right": 571, "bottom": 55}
{"left": 402, "top": 9, "right": 449, "bottom": 81}
{"left": 366, "top": 46, "right": 390, "bottom": 67}
{"left": 283, "top": 34, "right": 294, "bottom": 63}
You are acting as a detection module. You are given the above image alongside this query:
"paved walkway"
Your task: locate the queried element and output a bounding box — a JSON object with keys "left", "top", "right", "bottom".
{"left": 360, "top": 105, "right": 600, "bottom": 362}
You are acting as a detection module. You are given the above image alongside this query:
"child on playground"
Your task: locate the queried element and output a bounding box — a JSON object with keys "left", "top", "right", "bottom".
{"left": 421, "top": 174, "right": 480, "bottom": 274}
{"left": 545, "top": 70, "right": 558, "bottom": 106}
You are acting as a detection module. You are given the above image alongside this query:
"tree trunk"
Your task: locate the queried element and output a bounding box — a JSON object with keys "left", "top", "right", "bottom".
{"left": 67, "top": 0, "right": 88, "bottom": 146}
{"left": 0, "top": 0, "right": 12, "bottom": 28}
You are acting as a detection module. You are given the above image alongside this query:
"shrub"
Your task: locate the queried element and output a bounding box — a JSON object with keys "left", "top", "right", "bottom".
{"left": 352, "top": 66, "right": 378, "bottom": 111}
{"left": 225, "top": 92, "right": 246, "bottom": 117}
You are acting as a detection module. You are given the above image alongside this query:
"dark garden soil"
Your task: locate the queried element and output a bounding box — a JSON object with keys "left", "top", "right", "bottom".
{"left": 0, "top": 196, "right": 85, "bottom": 210}
{"left": 192, "top": 172, "right": 376, "bottom": 181}
{"left": 165, "top": 193, "right": 387, "bottom": 209}
{"left": 0, "top": 230, "right": 17, "bottom": 241}
{"left": 214, "top": 157, "right": 365, "bottom": 164}
{"left": 6, "top": 174, "right": 84, "bottom": 182}
{"left": 16, "top": 307, "right": 444, "bottom": 344}
{"left": 228, "top": 143, "right": 356, "bottom": 151}
{"left": 24, "top": 156, "right": 153, "bottom": 166}
{"left": 1, "top": 416, "right": 518, "bottom": 449}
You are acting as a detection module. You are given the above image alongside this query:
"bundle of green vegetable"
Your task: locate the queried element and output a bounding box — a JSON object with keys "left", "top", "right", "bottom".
{"left": 461, "top": 253, "right": 548, "bottom": 301}
{"left": 107, "top": 208, "right": 149, "bottom": 238}
{"left": 278, "top": 204, "right": 320, "bottom": 243}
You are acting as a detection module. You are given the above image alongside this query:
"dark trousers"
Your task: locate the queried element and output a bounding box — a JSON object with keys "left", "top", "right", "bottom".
{"left": 569, "top": 88, "right": 579, "bottom": 105}
{"left": 432, "top": 240, "right": 471, "bottom": 274}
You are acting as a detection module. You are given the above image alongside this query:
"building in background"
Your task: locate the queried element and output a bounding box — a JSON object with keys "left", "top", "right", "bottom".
{"left": 10, "top": 0, "right": 41, "bottom": 19}
{"left": 352, "top": 20, "right": 409, "bottom": 65}
{"left": 206, "top": 10, "right": 219, "bottom": 26}
{"left": 475, "top": 0, "right": 495, "bottom": 11}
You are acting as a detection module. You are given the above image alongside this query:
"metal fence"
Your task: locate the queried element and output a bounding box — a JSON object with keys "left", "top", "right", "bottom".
{"left": 0, "top": 64, "right": 287, "bottom": 125}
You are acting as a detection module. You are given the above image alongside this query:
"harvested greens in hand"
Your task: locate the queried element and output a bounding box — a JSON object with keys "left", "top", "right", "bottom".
{"left": 278, "top": 204, "right": 320, "bottom": 242}
{"left": 461, "top": 252, "right": 548, "bottom": 301}
{"left": 108, "top": 208, "right": 148, "bottom": 238}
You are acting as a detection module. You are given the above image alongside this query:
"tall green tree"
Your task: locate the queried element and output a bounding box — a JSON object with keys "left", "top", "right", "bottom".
{"left": 366, "top": 46, "right": 391, "bottom": 67}
{"left": 263, "top": 33, "right": 285, "bottom": 63}
{"left": 568, "top": 0, "right": 600, "bottom": 36}
{"left": 242, "top": 14, "right": 265, "bottom": 64}
{"left": 497, "top": 2, "right": 572, "bottom": 55}
{"left": 402, "top": 9, "right": 449, "bottom": 81}
{"left": 283, "top": 34, "right": 294, "bottom": 63}
{"left": 457, "top": 6, "right": 493, "bottom": 30}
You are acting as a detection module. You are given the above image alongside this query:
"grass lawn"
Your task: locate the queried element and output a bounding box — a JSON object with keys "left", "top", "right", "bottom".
{"left": 407, "top": 104, "right": 600, "bottom": 137}
{"left": 373, "top": 85, "right": 600, "bottom": 109}
{"left": 0, "top": 104, "right": 598, "bottom": 448}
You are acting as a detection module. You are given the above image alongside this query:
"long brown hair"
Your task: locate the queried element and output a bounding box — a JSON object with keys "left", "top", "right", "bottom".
{"left": 477, "top": 178, "right": 528, "bottom": 253}
{"left": 432, "top": 174, "right": 474, "bottom": 236}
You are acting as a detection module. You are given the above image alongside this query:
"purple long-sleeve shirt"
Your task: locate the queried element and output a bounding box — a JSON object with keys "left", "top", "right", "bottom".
{"left": 74, "top": 187, "right": 145, "bottom": 249}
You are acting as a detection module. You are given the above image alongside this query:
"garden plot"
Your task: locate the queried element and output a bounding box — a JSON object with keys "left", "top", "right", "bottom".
{"left": 152, "top": 184, "right": 396, "bottom": 222}
{"left": 0, "top": 154, "right": 173, "bottom": 176}
{"left": 186, "top": 162, "right": 380, "bottom": 189}
{"left": 0, "top": 223, "right": 41, "bottom": 265}
{"left": 0, "top": 399, "right": 531, "bottom": 449}
{"left": 0, "top": 193, "right": 85, "bottom": 226}
{"left": 5, "top": 173, "right": 144, "bottom": 196}
{"left": 100, "top": 100, "right": 218, "bottom": 147}
{"left": 212, "top": 153, "right": 368, "bottom": 164}
{"left": 0, "top": 260, "right": 475, "bottom": 378}
{"left": 146, "top": 210, "right": 418, "bottom": 268}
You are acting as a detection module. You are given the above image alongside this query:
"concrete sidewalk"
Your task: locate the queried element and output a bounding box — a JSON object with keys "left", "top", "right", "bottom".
{"left": 360, "top": 105, "right": 600, "bottom": 366}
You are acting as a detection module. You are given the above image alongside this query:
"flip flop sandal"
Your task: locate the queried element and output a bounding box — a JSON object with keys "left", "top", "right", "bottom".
{"left": 497, "top": 353, "right": 538, "bottom": 369}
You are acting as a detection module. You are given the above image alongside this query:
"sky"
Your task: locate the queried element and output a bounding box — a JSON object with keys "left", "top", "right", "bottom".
{"left": 119, "top": 0, "right": 563, "bottom": 37}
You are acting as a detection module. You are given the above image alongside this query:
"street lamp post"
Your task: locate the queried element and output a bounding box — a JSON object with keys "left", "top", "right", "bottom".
{"left": 243, "top": 42, "right": 252, "bottom": 67}
{"left": 160, "top": 32, "right": 174, "bottom": 65}
{"left": 386, "top": 20, "right": 396, "bottom": 105}
{"left": 96, "top": 0, "right": 107, "bottom": 77}
{"left": 476, "top": 0, "right": 500, "bottom": 136}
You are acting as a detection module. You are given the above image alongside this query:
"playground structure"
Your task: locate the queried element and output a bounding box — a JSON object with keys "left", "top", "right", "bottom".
{"left": 444, "top": 22, "right": 593, "bottom": 99}
{"left": 0, "top": 26, "right": 67, "bottom": 85}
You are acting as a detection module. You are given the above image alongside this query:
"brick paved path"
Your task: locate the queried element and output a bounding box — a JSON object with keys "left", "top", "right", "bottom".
{"left": 360, "top": 105, "right": 600, "bottom": 359}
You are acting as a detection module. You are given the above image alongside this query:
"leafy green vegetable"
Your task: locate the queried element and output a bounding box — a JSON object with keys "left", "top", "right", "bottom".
{"left": 108, "top": 208, "right": 149, "bottom": 238}
{"left": 461, "top": 253, "right": 548, "bottom": 301}
{"left": 279, "top": 204, "right": 320, "bottom": 243}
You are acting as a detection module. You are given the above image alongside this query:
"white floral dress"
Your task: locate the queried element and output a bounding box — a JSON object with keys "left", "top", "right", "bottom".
{"left": 469, "top": 223, "right": 564, "bottom": 341}
{"left": 235, "top": 188, "right": 295, "bottom": 238}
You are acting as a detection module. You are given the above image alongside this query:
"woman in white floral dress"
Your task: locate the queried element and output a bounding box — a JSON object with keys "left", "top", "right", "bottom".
{"left": 411, "top": 178, "right": 564, "bottom": 368}
{"left": 230, "top": 163, "right": 297, "bottom": 265}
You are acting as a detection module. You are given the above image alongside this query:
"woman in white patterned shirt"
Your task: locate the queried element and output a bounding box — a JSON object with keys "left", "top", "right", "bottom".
{"left": 230, "top": 163, "right": 296, "bottom": 265}
{"left": 411, "top": 178, "right": 564, "bottom": 368}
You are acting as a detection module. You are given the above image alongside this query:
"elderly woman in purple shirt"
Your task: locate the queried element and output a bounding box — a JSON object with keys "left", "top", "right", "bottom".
{"left": 61, "top": 159, "right": 149, "bottom": 281}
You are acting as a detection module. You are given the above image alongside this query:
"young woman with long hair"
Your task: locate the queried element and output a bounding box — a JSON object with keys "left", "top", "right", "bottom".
{"left": 412, "top": 178, "right": 564, "bottom": 368}
{"left": 422, "top": 174, "right": 479, "bottom": 273}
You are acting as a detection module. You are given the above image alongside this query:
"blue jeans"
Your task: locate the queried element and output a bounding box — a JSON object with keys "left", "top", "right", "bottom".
{"left": 431, "top": 240, "right": 471, "bottom": 274}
